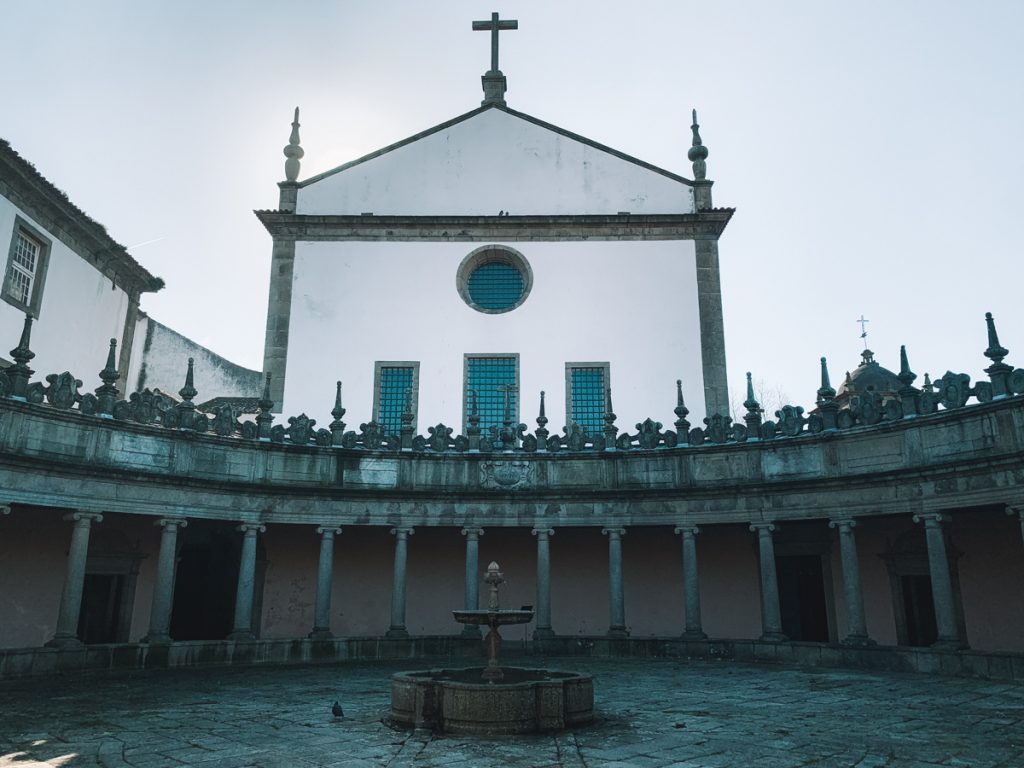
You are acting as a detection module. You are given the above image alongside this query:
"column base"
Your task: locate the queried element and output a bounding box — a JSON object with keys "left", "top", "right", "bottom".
{"left": 840, "top": 634, "right": 876, "bottom": 647}
{"left": 309, "top": 629, "right": 334, "bottom": 641}
{"left": 460, "top": 625, "right": 481, "bottom": 638}
{"left": 140, "top": 633, "right": 172, "bottom": 645}
{"left": 45, "top": 635, "right": 83, "bottom": 649}
{"left": 227, "top": 630, "right": 256, "bottom": 642}
{"left": 931, "top": 636, "right": 969, "bottom": 651}
{"left": 532, "top": 627, "right": 555, "bottom": 640}
{"left": 386, "top": 627, "right": 409, "bottom": 639}
{"left": 606, "top": 627, "right": 630, "bottom": 638}
{"left": 681, "top": 629, "right": 708, "bottom": 641}
{"left": 759, "top": 631, "right": 788, "bottom": 643}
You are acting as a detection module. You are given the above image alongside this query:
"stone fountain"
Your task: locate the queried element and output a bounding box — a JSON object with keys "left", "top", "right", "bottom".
{"left": 389, "top": 561, "right": 594, "bottom": 735}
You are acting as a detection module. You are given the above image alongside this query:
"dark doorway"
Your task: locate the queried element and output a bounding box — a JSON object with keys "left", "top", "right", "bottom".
{"left": 170, "top": 520, "right": 243, "bottom": 641}
{"left": 900, "top": 574, "right": 938, "bottom": 647}
{"left": 78, "top": 574, "right": 124, "bottom": 644}
{"left": 777, "top": 555, "right": 829, "bottom": 642}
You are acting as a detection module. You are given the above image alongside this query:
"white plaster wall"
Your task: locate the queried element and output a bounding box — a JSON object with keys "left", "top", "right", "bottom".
{"left": 297, "top": 109, "right": 695, "bottom": 216}
{"left": 134, "top": 318, "right": 262, "bottom": 400}
{"left": 0, "top": 197, "right": 128, "bottom": 389}
{"left": 283, "top": 239, "right": 704, "bottom": 430}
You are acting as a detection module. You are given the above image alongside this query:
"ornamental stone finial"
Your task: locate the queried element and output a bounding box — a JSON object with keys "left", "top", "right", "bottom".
{"left": 817, "top": 357, "right": 836, "bottom": 401}
{"left": 7, "top": 314, "right": 35, "bottom": 398}
{"left": 535, "top": 390, "right": 549, "bottom": 446}
{"left": 256, "top": 372, "right": 274, "bottom": 439}
{"left": 674, "top": 379, "right": 691, "bottom": 438}
{"left": 898, "top": 345, "right": 920, "bottom": 417}
{"left": 178, "top": 357, "right": 197, "bottom": 404}
{"left": 688, "top": 108, "right": 709, "bottom": 180}
{"left": 95, "top": 338, "right": 120, "bottom": 415}
{"left": 983, "top": 311, "right": 1013, "bottom": 397}
{"left": 898, "top": 345, "right": 917, "bottom": 387}
{"left": 329, "top": 381, "right": 346, "bottom": 445}
{"left": 744, "top": 372, "right": 762, "bottom": 434}
{"left": 603, "top": 386, "right": 618, "bottom": 448}
{"left": 283, "top": 107, "right": 304, "bottom": 182}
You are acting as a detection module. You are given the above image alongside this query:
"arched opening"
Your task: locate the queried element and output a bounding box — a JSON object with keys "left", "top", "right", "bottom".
{"left": 170, "top": 520, "right": 265, "bottom": 641}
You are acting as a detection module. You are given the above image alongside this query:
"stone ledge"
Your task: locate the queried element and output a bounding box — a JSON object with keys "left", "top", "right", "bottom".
{"left": 2, "top": 636, "right": 1022, "bottom": 683}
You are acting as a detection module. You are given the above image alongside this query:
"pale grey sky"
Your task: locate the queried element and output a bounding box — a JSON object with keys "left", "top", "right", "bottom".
{"left": 2, "top": 1, "right": 1022, "bottom": 415}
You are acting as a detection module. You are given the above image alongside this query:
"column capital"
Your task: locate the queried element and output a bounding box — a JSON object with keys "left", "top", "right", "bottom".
{"left": 461, "top": 527, "right": 484, "bottom": 538}
{"left": 237, "top": 523, "right": 266, "bottom": 535}
{"left": 602, "top": 527, "right": 626, "bottom": 538}
{"left": 64, "top": 511, "right": 103, "bottom": 525}
{"left": 912, "top": 513, "right": 945, "bottom": 527}
{"left": 0, "top": 504, "right": 10, "bottom": 516}
{"left": 316, "top": 525, "right": 342, "bottom": 536}
{"left": 1006, "top": 505, "right": 1024, "bottom": 519}
{"left": 828, "top": 518, "right": 857, "bottom": 530}
{"left": 532, "top": 527, "right": 554, "bottom": 538}
{"left": 749, "top": 522, "right": 776, "bottom": 533}
{"left": 674, "top": 524, "right": 700, "bottom": 536}
{"left": 155, "top": 517, "right": 188, "bottom": 530}
{"left": 390, "top": 526, "right": 415, "bottom": 538}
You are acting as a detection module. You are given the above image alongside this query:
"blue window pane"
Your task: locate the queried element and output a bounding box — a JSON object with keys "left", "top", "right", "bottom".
{"left": 466, "top": 357, "right": 517, "bottom": 434}
{"left": 570, "top": 367, "right": 606, "bottom": 435}
{"left": 378, "top": 366, "right": 415, "bottom": 435}
{"left": 467, "top": 262, "right": 524, "bottom": 310}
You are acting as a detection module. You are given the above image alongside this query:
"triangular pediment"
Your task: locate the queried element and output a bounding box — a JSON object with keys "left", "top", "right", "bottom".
{"left": 296, "top": 105, "right": 695, "bottom": 216}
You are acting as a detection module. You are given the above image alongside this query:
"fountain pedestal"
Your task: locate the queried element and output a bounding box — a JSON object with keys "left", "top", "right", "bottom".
{"left": 388, "top": 561, "right": 594, "bottom": 734}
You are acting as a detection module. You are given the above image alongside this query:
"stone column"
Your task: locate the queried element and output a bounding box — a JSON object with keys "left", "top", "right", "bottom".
{"left": 387, "top": 527, "right": 414, "bottom": 638}
{"left": 532, "top": 527, "right": 555, "bottom": 639}
{"left": 228, "top": 523, "right": 265, "bottom": 641}
{"left": 460, "top": 528, "right": 484, "bottom": 637}
{"left": 829, "top": 518, "right": 873, "bottom": 646}
{"left": 913, "top": 513, "right": 964, "bottom": 648}
{"left": 603, "top": 527, "right": 628, "bottom": 637}
{"left": 143, "top": 517, "right": 188, "bottom": 644}
{"left": 311, "top": 526, "right": 342, "bottom": 640}
{"left": 47, "top": 511, "right": 103, "bottom": 648}
{"left": 750, "top": 522, "right": 786, "bottom": 642}
{"left": 675, "top": 525, "right": 706, "bottom": 639}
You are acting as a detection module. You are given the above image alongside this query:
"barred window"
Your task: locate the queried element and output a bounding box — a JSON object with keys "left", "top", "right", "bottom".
{"left": 566, "top": 363, "right": 610, "bottom": 435}
{"left": 373, "top": 362, "right": 418, "bottom": 435}
{"left": 4, "top": 220, "right": 50, "bottom": 316}
{"left": 465, "top": 355, "right": 518, "bottom": 435}
{"left": 456, "top": 245, "right": 532, "bottom": 314}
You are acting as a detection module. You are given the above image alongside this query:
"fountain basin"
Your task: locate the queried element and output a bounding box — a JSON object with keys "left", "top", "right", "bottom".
{"left": 389, "top": 667, "right": 594, "bottom": 735}
{"left": 451, "top": 609, "right": 533, "bottom": 626}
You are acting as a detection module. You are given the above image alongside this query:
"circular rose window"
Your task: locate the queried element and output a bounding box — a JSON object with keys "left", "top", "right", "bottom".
{"left": 456, "top": 245, "right": 533, "bottom": 314}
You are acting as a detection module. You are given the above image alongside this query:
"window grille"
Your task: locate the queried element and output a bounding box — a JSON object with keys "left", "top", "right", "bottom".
{"left": 375, "top": 365, "right": 416, "bottom": 435}
{"left": 7, "top": 232, "right": 39, "bottom": 305}
{"left": 567, "top": 365, "right": 608, "bottom": 435}
{"left": 465, "top": 356, "right": 518, "bottom": 435}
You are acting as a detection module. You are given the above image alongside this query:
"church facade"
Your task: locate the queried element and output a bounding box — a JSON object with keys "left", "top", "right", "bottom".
{"left": 1, "top": 16, "right": 1023, "bottom": 681}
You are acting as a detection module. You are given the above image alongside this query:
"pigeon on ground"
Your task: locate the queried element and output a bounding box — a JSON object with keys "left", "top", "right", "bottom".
{"left": 331, "top": 701, "right": 344, "bottom": 718}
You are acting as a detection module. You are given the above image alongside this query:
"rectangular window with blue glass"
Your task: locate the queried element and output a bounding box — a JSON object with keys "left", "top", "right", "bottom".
{"left": 464, "top": 354, "right": 519, "bottom": 436}
{"left": 566, "top": 363, "right": 609, "bottom": 435}
{"left": 373, "top": 362, "right": 419, "bottom": 435}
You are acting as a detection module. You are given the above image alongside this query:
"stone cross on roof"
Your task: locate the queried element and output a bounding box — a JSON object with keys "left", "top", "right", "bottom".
{"left": 857, "top": 315, "right": 870, "bottom": 349}
{"left": 472, "top": 11, "right": 518, "bottom": 106}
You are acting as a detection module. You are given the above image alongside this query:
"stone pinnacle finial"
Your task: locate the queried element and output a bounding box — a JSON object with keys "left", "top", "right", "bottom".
{"left": 674, "top": 379, "right": 691, "bottom": 438}
{"left": 984, "top": 311, "right": 1009, "bottom": 364}
{"left": 331, "top": 380, "right": 345, "bottom": 422}
{"left": 95, "top": 338, "right": 120, "bottom": 415}
{"left": 100, "top": 338, "right": 119, "bottom": 384}
{"left": 898, "top": 345, "right": 917, "bottom": 387}
{"left": 744, "top": 372, "right": 763, "bottom": 433}
{"left": 283, "top": 107, "right": 304, "bottom": 182}
{"left": 537, "top": 390, "right": 547, "bottom": 425}
{"left": 818, "top": 357, "right": 836, "bottom": 398}
{"left": 688, "top": 108, "right": 709, "bottom": 180}
{"left": 178, "top": 357, "right": 197, "bottom": 404}
{"left": 535, "top": 390, "right": 549, "bottom": 446}
{"left": 743, "top": 372, "right": 760, "bottom": 410}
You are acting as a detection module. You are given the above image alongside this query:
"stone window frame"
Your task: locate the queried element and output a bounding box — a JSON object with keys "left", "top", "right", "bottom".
{"left": 462, "top": 352, "right": 520, "bottom": 434}
{"left": 3, "top": 216, "right": 52, "bottom": 318}
{"left": 372, "top": 361, "right": 420, "bottom": 434}
{"left": 564, "top": 361, "right": 611, "bottom": 435}
{"left": 455, "top": 244, "right": 533, "bottom": 315}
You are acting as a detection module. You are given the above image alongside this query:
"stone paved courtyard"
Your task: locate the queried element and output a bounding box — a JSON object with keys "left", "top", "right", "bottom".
{"left": 2, "top": 657, "right": 1023, "bottom": 767}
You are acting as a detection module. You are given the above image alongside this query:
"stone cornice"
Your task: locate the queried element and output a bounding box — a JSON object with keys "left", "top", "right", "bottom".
{"left": 252, "top": 211, "right": 735, "bottom": 242}
{"left": 0, "top": 141, "right": 161, "bottom": 296}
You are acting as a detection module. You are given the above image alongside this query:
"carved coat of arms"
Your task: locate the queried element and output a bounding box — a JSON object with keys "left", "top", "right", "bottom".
{"left": 480, "top": 460, "right": 533, "bottom": 490}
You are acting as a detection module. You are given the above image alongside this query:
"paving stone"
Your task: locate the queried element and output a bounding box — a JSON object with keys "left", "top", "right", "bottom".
{"left": 1, "top": 658, "right": 1023, "bottom": 767}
